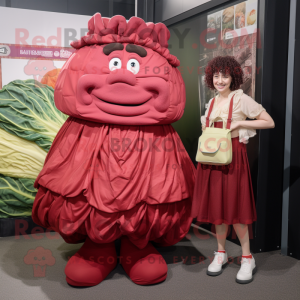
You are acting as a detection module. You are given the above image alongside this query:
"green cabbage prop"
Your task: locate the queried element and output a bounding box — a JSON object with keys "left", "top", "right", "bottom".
{"left": 0, "top": 79, "right": 67, "bottom": 218}
{"left": 0, "top": 128, "right": 47, "bottom": 179}
{"left": 0, "top": 79, "right": 67, "bottom": 152}
{"left": 0, "top": 175, "right": 36, "bottom": 218}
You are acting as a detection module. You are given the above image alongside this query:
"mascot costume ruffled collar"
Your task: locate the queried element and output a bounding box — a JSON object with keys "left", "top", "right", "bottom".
{"left": 32, "top": 13, "right": 196, "bottom": 287}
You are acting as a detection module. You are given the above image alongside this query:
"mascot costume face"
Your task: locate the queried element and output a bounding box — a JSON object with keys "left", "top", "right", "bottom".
{"left": 32, "top": 13, "right": 196, "bottom": 287}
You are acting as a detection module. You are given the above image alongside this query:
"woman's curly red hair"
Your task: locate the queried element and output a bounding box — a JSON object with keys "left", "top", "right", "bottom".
{"left": 204, "top": 56, "right": 244, "bottom": 91}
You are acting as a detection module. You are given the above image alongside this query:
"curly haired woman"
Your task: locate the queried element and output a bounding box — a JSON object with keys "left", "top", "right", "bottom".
{"left": 192, "top": 56, "right": 275, "bottom": 284}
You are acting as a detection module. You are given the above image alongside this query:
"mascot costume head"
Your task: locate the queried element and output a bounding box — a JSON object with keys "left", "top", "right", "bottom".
{"left": 32, "top": 13, "right": 195, "bottom": 287}
{"left": 55, "top": 13, "right": 185, "bottom": 125}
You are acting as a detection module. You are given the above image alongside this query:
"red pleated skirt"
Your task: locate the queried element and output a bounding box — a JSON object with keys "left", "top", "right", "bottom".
{"left": 32, "top": 117, "right": 196, "bottom": 249}
{"left": 192, "top": 122, "right": 257, "bottom": 225}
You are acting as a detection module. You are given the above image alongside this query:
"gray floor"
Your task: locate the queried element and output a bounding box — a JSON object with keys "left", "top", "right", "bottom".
{"left": 0, "top": 225, "right": 299, "bottom": 300}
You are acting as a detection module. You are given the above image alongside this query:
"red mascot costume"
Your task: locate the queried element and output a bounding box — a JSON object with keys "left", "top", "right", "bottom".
{"left": 32, "top": 13, "right": 196, "bottom": 287}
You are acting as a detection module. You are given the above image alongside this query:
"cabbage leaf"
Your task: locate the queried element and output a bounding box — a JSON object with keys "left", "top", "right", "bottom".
{"left": 0, "top": 128, "right": 47, "bottom": 179}
{"left": 0, "top": 175, "right": 37, "bottom": 218}
{"left": 0, "top": 79, "right": 67, "bottom": 152}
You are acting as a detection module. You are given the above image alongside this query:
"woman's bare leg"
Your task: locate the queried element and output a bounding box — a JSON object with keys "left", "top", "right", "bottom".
{"left": 233, "top": 223, "right": 251, "bottom": 256}
{"left": 215, "top": 223, "right": 228, "bottom": 251}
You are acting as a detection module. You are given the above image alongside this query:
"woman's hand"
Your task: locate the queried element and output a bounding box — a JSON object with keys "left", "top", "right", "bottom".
{"left": 202, "top": 124, "right": 206, "bottom": 131}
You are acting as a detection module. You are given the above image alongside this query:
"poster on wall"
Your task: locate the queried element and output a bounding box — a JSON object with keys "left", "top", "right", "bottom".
{"left": 0, "top": 44, "right": 73, "bottom": 88}
{"left": 199, "top": 0, "right": 258, "bottom": 114}
{"left": 0, "top": 7, "right": 90, "bottom": 89}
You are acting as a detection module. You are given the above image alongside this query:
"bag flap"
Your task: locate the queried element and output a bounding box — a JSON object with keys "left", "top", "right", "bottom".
{"left": 198, "top": 140, "right": 221, "bottom": 154}
{"left": 198, "top": 132, "right": 232, "bottom": 154}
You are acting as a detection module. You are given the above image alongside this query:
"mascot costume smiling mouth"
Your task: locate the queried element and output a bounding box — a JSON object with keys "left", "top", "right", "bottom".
{"left": 32, "top": 13, "right": 196, "bottom": 287}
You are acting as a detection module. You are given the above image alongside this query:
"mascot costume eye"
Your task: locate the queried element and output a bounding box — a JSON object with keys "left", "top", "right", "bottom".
{"left": 32, "top": 13, "right": 196, "bottom": 287}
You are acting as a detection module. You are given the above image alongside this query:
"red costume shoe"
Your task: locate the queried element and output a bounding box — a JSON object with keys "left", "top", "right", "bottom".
{"left": 120, "top": 236, "right": 168, "bottom": 285}
{"left": 65, "top": 238, "right": 117, "bottom": 287}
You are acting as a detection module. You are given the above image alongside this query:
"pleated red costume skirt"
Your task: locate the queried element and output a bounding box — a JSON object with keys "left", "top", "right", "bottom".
{"left": 32, "top": 117, "right": 196, "bottom": 249}
{"left": 192, "top": 121, "right": 257, "bottom": 225}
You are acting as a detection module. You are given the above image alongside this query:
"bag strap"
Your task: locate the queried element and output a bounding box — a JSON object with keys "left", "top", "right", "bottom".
{"left": 205, "top": 95, "right": 235, "bottom": 129}
{"left": 226, "top": 95, "right": 234, "bottom": 129}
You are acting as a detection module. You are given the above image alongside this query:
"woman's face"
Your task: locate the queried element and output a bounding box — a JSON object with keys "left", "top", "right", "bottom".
{"left": 213, "top": 72, "right": 232, "bottom": 93}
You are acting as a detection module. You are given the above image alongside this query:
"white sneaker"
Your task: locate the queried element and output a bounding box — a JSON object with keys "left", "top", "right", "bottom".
{"left": 207, "top": 251, "right": 228, "bottom": 276}
{"left": 236, "top": 255, "right": 257, "bottom": 284}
